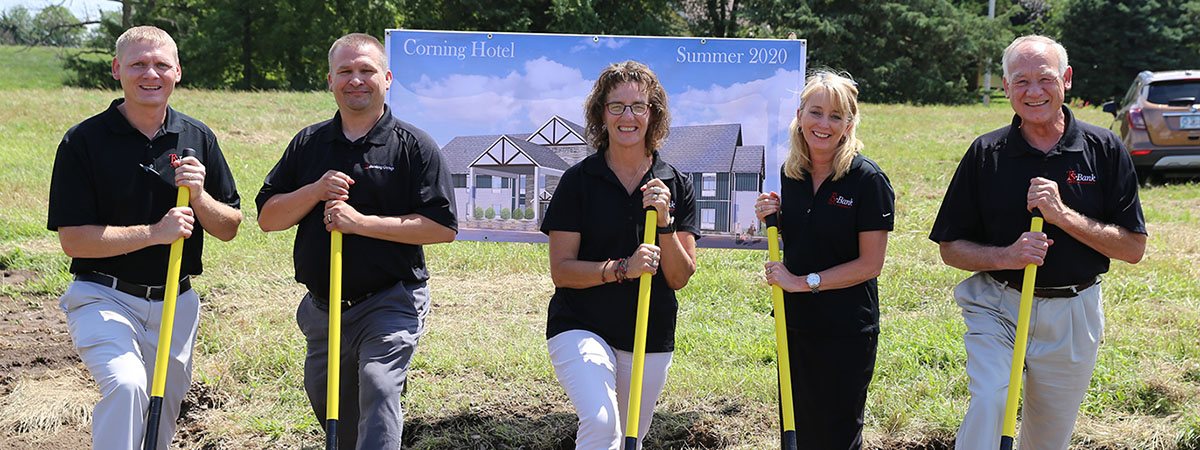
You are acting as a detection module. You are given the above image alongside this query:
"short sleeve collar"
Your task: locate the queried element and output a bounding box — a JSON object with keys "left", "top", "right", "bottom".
{"left": 318, "top": 104, "right": 397, "bottom": 146}
{"left": 1005, "top": 105, "right": 1085, "bottom": 157}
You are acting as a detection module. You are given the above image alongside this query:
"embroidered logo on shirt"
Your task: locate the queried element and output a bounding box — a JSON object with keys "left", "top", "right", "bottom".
{"left": 1066, "top": 170, "right": 1096, "bottom": 184}
{"left": 828, "top": 192, "right": 854, "bottom": 208}
{"left": 170, "top": 153, "right": 180, "bottom": 165}
{"left": 363, "top": 163, "right": 395, "bottom": 171}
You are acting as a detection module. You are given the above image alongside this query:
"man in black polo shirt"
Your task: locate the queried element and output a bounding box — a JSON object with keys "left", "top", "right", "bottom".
{"left": 47, "top": 26, "right": 242, "bottom": 450}
{"left": 256, "top": 33, "right": 457, "bottom": 449}
{"left": 930, "top": 35, "right": 1146, "bottom": 449}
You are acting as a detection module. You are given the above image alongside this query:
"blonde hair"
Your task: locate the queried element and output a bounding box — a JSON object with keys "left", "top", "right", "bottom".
{"left": 783, "top": 71, "right": 863, "bottom": 181}
{"left": 583, "top": 60, "right": 671, "bottom": 156}
{"left": 329, "top": 33, "right": 387, "bottom": 73}
{"left": 115, "top": 26, "right": 178, "bottom": 64}
{"left": 1002, "top": 35, "right": 1068, "bottom": 80}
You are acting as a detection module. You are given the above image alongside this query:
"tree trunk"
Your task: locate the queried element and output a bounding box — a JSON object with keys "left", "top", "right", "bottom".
{"left": 122, "top": 0, "right": 132, "bottom": 28}
{"left": 240, "top": 4, "right": 254, "bottom": 90}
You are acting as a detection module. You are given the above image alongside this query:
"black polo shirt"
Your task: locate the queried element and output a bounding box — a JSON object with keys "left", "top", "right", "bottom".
{"left": 47, "top": 99, "right": 241, "bottom": 285}
{"left": 539, "top": 150, "right": 700, "bottom": 353}
{"left": 929, "top": 106, "right": 1146, "bottom": 287}
{"left": 779, "top": 154, "right": 894, "bottom": 336}
{"left": 255, "top": 106, "right": 457, "bottom": 301}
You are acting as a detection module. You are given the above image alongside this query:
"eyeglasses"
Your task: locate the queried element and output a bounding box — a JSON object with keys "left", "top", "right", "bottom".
{"left": 605, "top": 102, "right": 651, "bottom": 116}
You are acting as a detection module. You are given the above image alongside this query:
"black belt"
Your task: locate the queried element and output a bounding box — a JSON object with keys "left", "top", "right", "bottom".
{"left": 311, "top": 291, "right": 375, "bottom": 311}
{"left": 989, "top": 273, "right": 1099, "bottom": 298}
{"left": 76, "top": 272, "right": 191, "bottom": 301}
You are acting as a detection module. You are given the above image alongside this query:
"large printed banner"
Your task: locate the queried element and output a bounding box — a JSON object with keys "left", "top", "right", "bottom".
{"left": 385, "top": 30, "right": 806, "bottom": 249}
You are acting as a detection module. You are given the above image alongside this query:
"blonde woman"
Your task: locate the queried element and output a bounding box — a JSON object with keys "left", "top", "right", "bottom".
{"left": 755, "top": 71, "right": 894, "bottom": 448}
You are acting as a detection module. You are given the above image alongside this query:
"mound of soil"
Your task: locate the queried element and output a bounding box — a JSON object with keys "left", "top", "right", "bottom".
{"left": 0, "top": 271, "right": 220, "bottom": 449}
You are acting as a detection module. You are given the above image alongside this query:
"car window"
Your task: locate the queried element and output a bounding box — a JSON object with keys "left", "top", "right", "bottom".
{"left": 1122, "top": 79, "right": 1142, "bottom": 107}
{"left": 1146, "top": 80, "right": 1200, "bottom": 104}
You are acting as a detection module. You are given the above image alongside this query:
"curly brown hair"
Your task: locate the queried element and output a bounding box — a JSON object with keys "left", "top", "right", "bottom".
{"left": 583, "top": 61, "right": 671, "bottom": 156}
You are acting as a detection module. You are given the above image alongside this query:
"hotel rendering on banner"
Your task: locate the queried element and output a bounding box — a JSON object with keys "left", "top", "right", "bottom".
{"left": 385, "top": 30, "right": 806, "bottom": 249}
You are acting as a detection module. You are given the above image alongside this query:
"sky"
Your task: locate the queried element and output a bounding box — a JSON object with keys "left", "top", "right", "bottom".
{"left": 0, "top": 0, "right": 119, "bottom": 20}
{"left": 385, "top": 30, "right": 807, "bottom": 192}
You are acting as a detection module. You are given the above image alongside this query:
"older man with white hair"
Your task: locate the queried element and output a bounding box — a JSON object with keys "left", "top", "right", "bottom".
{"left": 929, "top": 35, "right": 1147, "bottom": 449}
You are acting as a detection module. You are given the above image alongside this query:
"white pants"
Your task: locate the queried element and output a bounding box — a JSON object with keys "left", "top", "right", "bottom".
{"left": 59, "top": 280, "right": 201, "bottom": 450}
{"left": 954, "top": 272, "right": 1104, "bottom": 450}
{"left": 548, "top": 330, "right": 673, "bottom": 450}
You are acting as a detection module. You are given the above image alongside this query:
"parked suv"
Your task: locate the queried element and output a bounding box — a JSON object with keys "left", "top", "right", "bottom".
{"left": 1103, "top": 70, "right": 1200, "bottom": 182}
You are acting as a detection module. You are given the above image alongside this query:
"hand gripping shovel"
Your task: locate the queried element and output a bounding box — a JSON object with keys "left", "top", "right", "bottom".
{"left": 143, "top": 147, "right": 195, "bottom": 450}
{"left": 623, "top": 207, "right": 657, "bottom": 450}
{"left": 764, "top": 213, "right": 797, "bottom": 450}
{"left": 326, "top": 229, "right": 344, "bottom": 449}
{"left": 999, "top": 212, "right": 1044, "bottom": 450}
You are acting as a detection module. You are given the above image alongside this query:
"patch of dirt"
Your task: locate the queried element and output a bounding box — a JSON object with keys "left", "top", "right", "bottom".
{"left": 870, "top": 436, "right": 954, "bottom": 450}
{"left": 0, "top": 272, "right": 224, "bottom": 449}
{"left": 0, "top": 278, "right": 76, "bottom": 396}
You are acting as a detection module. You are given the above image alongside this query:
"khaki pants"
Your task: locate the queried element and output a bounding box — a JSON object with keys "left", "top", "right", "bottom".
{"left": 59, "top": 280, "right": 201, "bottom": 450}
{"left": 954, "top": 272, "right": 1104, "bottom": 450}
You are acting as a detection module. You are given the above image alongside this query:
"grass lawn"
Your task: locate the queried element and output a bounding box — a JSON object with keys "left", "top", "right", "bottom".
{"left": 0, "top": 83, "right": 1197, "bottom": 449}
{"left": 0, "top": 45, "right": 80, "bottom": 89}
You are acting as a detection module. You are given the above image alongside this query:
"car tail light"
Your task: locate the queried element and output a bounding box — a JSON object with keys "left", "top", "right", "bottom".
{"left": 1129, "top": 106, "right": 1147, "bottom": 130}
{"left": 1131, "top": 150, "right": 1152, "bottom": 156}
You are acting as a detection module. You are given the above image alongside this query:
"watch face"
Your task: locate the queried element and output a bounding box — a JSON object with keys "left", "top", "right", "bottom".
{"left": 807, "top": 273, "right": 820, "bottom": 286}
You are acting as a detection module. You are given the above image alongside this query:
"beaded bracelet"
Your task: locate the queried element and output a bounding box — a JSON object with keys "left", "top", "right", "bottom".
{"left": 615, "top": 257, "right": 629, "bottom": 283}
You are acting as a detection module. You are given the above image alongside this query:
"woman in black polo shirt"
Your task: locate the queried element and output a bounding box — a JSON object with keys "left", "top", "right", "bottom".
{"left": 755, "top": 71, "right": 894, "bottom": 448}
{"left": 539, "top": 61, "right": 699, "bottom": 449}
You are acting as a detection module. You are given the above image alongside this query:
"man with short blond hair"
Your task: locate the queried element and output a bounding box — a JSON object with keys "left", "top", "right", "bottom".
{"left": 48, "top": 25, "right": 242, "bottom": 449}
{"left": 930, "top": 35, "right": 1146, "bottom": 449}
{"left": 257, "top": 32, "right": 457, "bottom": 448}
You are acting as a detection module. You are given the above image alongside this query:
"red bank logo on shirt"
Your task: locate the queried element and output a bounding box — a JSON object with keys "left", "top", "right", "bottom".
{"left": 1066, "top": 170, "right": 1097, "bottom": 184}
{"left": 828, "top": 192, "right": 854, "bottom": 208}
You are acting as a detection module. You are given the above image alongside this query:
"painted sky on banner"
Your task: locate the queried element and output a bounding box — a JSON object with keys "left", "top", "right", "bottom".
{"left": 384, "top": 30, "right": 806, "bottom": 194}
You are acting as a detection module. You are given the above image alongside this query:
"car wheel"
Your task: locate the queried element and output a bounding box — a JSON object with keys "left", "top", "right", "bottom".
{"left": 1135, "top": 167, "right": 1156, "bottom": 186}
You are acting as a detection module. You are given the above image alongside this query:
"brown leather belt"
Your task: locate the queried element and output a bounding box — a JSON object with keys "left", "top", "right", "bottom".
{"left": 989, "top": 272, "right": 1099, "bottom": 298}
{"left": 76, "top": 272, "right": 192, "bottom": 301}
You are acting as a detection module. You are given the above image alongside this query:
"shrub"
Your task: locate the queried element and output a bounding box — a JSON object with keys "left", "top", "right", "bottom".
{"left": 473, "top": 206, "right": 484, "bottom": 219}
{"left": 525, "top": 207, "right": 537, "bottom": 219}
{"left": 500, "top": 207, "right": 511, "bottom": 220}
{"left": 485, "top": 207, "right": 495, "bottom": 219}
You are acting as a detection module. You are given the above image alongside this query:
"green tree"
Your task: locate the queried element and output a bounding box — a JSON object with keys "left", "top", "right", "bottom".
{"left": 32, "top": 5, "right": 87, "bottom": 47}
{"left": 1054, "top": 0, "right": 1200, "bottom": 104}
{"left": 740, "top": 0, "right": 1013, "bottom": 104}
{"left": 1, "top": 5, "right": 89, "bottom": 47}
{"left": 0, "top": 6, "right": 34, "bottom": 45}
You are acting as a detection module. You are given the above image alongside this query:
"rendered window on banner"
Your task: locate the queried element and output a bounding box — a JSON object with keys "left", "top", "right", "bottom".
{"left": 385, "top": 30, "right": 806, "bottom": 249}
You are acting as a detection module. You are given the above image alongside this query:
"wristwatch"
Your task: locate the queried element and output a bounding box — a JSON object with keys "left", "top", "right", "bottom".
{"left": 656, "top": 216, "right": 675, "bottom": 235}
{"left": 806, "top": 272, "right": 821, "bottom": 294}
